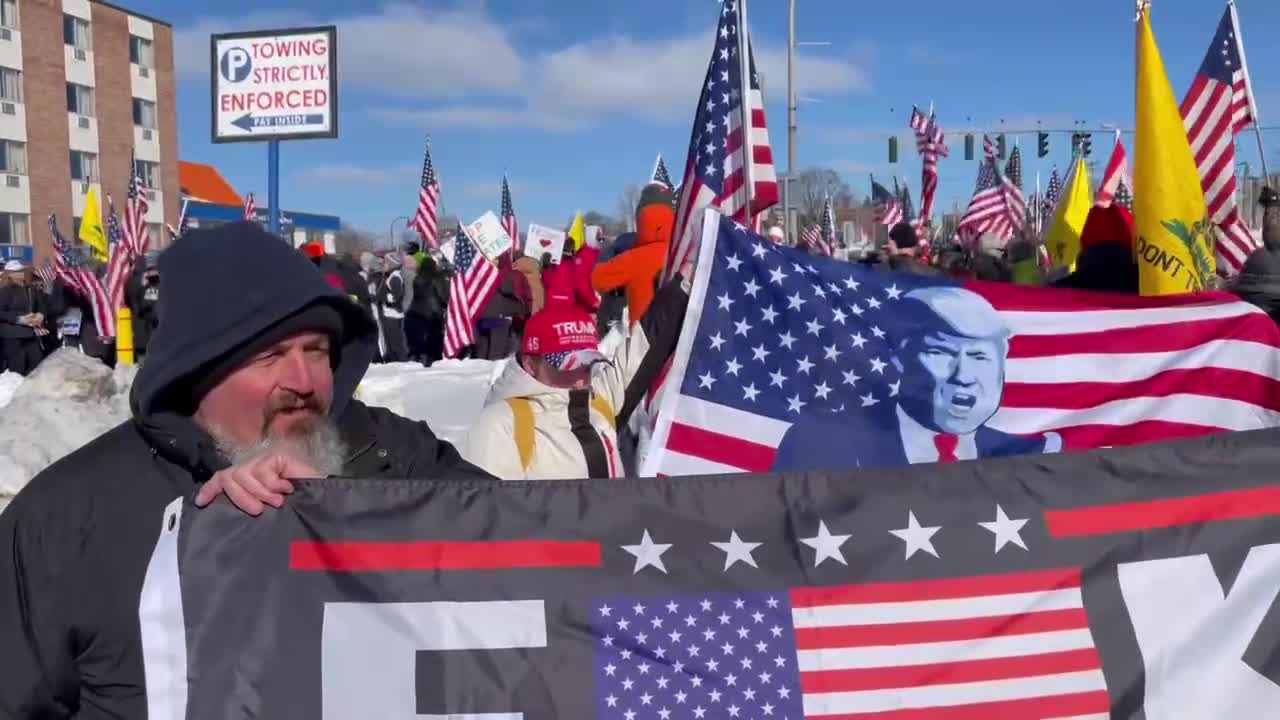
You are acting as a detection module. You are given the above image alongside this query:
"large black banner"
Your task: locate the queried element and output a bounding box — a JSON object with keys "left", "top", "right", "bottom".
{"left": 142, "top": 428, "right": 1280, "bottom": 719}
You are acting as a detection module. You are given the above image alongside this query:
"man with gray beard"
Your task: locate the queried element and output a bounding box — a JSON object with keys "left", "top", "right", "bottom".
{"left": 0, "top": 221, "right": 492, "bottom": 718}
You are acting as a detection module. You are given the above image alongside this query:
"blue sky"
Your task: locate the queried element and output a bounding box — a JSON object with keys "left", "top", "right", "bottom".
{"left": 125, "top": 0, "right": 1280, "bottom": 236}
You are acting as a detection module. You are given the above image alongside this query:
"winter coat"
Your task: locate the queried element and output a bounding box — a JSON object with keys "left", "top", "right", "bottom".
{"left": 124, "top": 266, "right": 161, "bottom": 352}
{"left": 0, "top": 281, "right": 49, "bottom": 339}
{"left": 409, "top": 258, "right": 447, "bottom": 319}
{"left": 378, "top": 269, "right": 407, "bottom": 318}
{"left": 479, "top": 254, "right": 528, "bottom": 322}
{"left": 461, "top": 277, "right": 689, "bottom": 480}
{"left": 543, "top": 245, "right": 600, "bottom": 315}
{"left": 591, "top": 229, "right": 667, "bottom": 321}
{"left": 0, "top": 222, "right": 492, "bottom": 719}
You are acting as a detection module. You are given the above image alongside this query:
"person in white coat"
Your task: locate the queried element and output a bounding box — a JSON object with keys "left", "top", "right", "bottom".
{"left": 462, "top": 273, "right": 689, "bottom": 480}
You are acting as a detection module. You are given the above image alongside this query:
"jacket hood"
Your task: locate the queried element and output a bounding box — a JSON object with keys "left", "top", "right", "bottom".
{"left": 487, "top": 357, "right": 571, "bottom": 406}
{"left": 129, "top": 221, "right": 377, "bottom": 470}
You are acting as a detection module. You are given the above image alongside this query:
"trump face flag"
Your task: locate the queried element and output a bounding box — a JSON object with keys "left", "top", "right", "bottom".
{"left": 641, "top": 211, "right": 1280, "bottom": 477}
{"left": 147, "top": 427, "right": 1280, "bottom": 719}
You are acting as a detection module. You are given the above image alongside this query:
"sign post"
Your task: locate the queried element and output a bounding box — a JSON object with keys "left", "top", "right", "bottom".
{"left": 210, "top": 26, "right": 338, "bottom": 239}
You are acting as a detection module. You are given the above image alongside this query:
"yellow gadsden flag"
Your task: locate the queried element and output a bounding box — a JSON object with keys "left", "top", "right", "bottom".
{"left": 567, "top": 211, "right": 585, "bottom": 252}
{"left": 1134, "top": 5, "right": 1213, "bottom": 294}
{"left": 78, "top": 185, "right": 107, "bottom": 262}
{"left": 1044, "top": 156, "right": 1093, "bottom": 268}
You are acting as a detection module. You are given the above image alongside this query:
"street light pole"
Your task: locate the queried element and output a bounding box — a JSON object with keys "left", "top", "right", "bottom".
{"left": 785, "top": 0, "right": 796, "bottom": 242}
{"left": 388, "top": 215, "right": 410, "bottom": 251}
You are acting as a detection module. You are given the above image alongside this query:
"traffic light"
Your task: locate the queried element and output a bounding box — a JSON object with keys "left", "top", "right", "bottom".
{"left": 888, "top": 136, "right": 898, "bottom": 164}
{"left": 964, "top": 134, "right": 975, "bottom": 161}
{"left": 1071, "top": 132, "right": 1082, "bottom": 155}
{"left": 1081, "top": 133, "right": 1093, "bottom": 158}
{"left": 1037, "top": 132, "right": 1050, "bottom": 159}
{"left": 996, "top": 134, "right": 1007, "bottom": 160}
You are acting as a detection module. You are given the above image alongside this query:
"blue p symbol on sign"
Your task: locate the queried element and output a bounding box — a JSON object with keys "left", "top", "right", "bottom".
{"left": 219, "top": 47, "right": 251, "bottom": 82}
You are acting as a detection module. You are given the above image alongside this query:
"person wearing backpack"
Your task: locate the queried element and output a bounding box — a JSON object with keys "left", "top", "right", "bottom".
{"left": 459, "top": 271, "right": 690, "bottom": 480}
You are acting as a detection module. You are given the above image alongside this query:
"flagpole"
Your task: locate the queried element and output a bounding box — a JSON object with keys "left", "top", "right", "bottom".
{"left": 785, "top": 0, "right": 796, "bottom": 241}
{"left": 1229, "top": 0, "right": 1269, "bottom": 180}
{"left": 736, "top": 0, "right": 756, "bottom": 227}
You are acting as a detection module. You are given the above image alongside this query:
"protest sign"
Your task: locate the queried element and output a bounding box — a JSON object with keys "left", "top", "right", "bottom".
{"left": 462, "top": 211, "right": 513, "bottom": 262}
{"left": 523, "top": 223, "right": 566, "bottom": 263}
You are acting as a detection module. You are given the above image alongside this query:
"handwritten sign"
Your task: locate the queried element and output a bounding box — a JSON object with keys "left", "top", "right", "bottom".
{"left": 463, "top": 211, "right": 513, "bottom": 262}
{"left": 523, "top": 223, "right": 567, "bottom": 264}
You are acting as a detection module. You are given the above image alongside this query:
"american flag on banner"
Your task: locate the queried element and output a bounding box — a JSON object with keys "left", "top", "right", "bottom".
{"left": 1181, "top": 4, "right": 1260, "bottom": 275}
{"left": 1095, "top": 135, "right": 1131, "bottom": 209}
{"left": 652, "top": 154, "right": 674, "bottom": 189}
{"left": 1002, "top": 145, "right": 1027, "bottom": 232}
{"left": 871, "top": 177, "right": 902, "bottom": 227}
{"left": 665, "top": 0, "right": 779, "bottom": 283}
{"left": 410, "top": 138, "right": 442, "bottom": 250}
{"left": 641, "top": 211, "right": 1280, "bottom": 476}
{"left": 243, "top": 192, "right": 256, "bottom": 221}
{"left": 956, "top": 137, "right": 1011, "bottom": 244}
{"left": 500, "top": 175, "right": 519, "bottom": 254}
{"left": 442, "top": 226, "right": 500, "bottom": 358}
{"left": 50, "top": 214, "right": 113, "bottom": 338}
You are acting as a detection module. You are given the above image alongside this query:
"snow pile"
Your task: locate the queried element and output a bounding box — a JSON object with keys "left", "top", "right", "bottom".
{"left": 356, "top": 358, "right": 504, "bottom": 445}
{"left": 0, "top": 370, "right": 24, "bottom": 409}
{"left": 0, "top": 350, "right": 136, "bottom": 511}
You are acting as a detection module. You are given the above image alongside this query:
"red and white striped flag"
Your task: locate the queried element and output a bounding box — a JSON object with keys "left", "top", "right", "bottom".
{"left": 1095, "top": 133, "right": 1131, "bottom": 209}
{"left": 871, "top": 177, "right": 902, "bottom": 227}
{"left": 665, "top": 0, "right": 778, "bottom": 283}
{"left": 1002, "top": 145, "right": 1027, "bottom": 232}
{"left": 790, "top": 568, "right": 1107, "bottom": 718}
{"left": 243, "top": 192, "right": 256, "bottom": 221}
{"left": 500, "top": 175, "right": 518, "bottom": 255}
{"left": 442, "top": 227, "right": 501, "bottom": 358}
{"left": 910, "top": 106, "right": 947, "bottom": 224}
{"left": 104, "top": 159, "right": 152, "bottom": 314}
{"left": 956, "top": 136, "right": 1012, "bottom": 245}
{"left": 49, "top": 214, "right": 113, "bottom": 338}
{"left": 642, "top": 214, "right": 1280, "bottom": 477}
{"left": 1181, "top": 4, "right": 1260, "bottom": 275}
{"left": 410, "top": 138, "right": 442, "bottom": 250}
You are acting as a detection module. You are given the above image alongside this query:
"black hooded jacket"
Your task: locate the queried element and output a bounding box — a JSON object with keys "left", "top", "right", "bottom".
{"left": 0, "top": 222, "right": 491, "bottom": 718}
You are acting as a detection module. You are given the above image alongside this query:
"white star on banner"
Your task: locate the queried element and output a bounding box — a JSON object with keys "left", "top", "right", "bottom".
{"left": 761, "top": 305, "right": 779, "bottom": 324}
{"left": 799, "top": 520, "right": 851, "bottom": 566}
{"left": 711, "top": 530, "right": 762, "bottom": 571}
{"left": 623, "top": 530, "right": 673, "bottom": 574}
{"left": 979, "top": 504, "right": 1029, "bottom": 552}
{"left": 890, "top": 511, "right": 941, "bottom": 559}
{"left": 726, "top": 254, "right": 743, "bottom": 271}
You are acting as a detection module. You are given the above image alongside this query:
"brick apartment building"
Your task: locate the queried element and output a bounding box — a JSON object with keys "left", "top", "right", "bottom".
{"left": 0, "top": 0, "right": 177, "bottom": 264}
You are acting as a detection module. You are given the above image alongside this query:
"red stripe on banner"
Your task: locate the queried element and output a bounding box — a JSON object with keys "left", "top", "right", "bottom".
{"left": 1180, "top": 74, "right": 1211, "bottom": 118}
{"left": 1001, "top": 368, "right": 1280, "bottom": 414}
{"left": 974, "top": 280, "right": 1245, "bottom": 312}
{"left": 1007, "top": 315, "right": 1280, "bottom": 357}
{"left": 789, "top": 568, "right": 1080, "bottom": 608}
{"left": 799, "top": 647, "right": 1102, "bottom": 694}
{"left": 289, "top": 539, "right": 602, "bottom": 571}
{"left": 793, "top": 608, "right": 1090, "bottom": 650}
{"left": 1045, "top": 484, "right": 1280, "bottom": 537}
{"left": 665, "top": 422, "right": 776, "bottom": 471}
{"left": 806, "top": 690, "right": 1111, "bottom": 720}
{"left": 1049, "top": 420, "right": 1226, "bottom": 451}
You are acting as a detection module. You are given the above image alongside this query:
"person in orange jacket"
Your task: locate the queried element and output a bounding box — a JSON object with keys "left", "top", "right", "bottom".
{"left": 591, "top": 183, "right": 673, "bottom": 322}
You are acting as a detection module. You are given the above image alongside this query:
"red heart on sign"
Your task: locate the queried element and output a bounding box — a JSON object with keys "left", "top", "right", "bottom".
{"left": 539, "top": 238, "right": 552, "bottom": 247}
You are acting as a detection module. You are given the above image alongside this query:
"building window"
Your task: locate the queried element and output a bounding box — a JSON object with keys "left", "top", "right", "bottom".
{"left": 129, "top": 35, "right": 153, "bottom": 67}
{"left": 0, "top": 212, "right": 30, "bottom": 246}
{"left": 0, "top": 140, "right": 26, "bottom": 174}
{"left": 0, "top": 66, "right": 20, "bottom": 103}
{"left": 69, "top": 150, "right": 96, "bottom": 182}
{"left": 0, "top": 1, "right": 18, "bottom": 30}
{"left": 66, "top": 83, "right": 93, "bottom": 117}
{"left": 132, "top": 98, "right": 156, "bottom": 129}
{"left": 62, "top": 14, "right": 90, "bottom": 51}
{"left": 134, "top": 159, "right": 158, "bottom": 188}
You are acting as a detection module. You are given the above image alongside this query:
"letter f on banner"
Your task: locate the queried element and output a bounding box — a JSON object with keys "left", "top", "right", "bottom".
{"left": 321, "top": 600, "right": 547, "bottom": 719}
{"left": 1119, "top": 544, "right": 1280, "bottom": 718}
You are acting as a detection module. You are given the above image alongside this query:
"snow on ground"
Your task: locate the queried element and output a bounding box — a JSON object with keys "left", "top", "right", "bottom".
{"left": 0, "top": 352, "right": 501, "bottom": 512}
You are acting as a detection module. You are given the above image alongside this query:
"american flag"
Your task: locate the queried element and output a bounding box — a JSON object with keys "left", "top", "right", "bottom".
{"left": 1002, "top": 145, "right": 1027, "bottom": 232}
{"left": 33, "top": 261, "right": 55, "bottom": 287}
{"left": 1094, "top": 135, "right": 1131, "bottom": 209}
{"left": 104, "top": 160, "right": 150, "bottom": 313}
{"left": 909, "top": 106, "right": 946, "bottom": 225}
{"left": 1042, "top": 166, "right": 1063, "bottom": 225}
{"left": 799, "top": 197, "right": 835, "bottom": 257}
{"left": 652, "top": 154, "right": 674, "bottom": 189}
{"left": 501, "top": 175, "right": 518, "bottom": 256}
{"left": 956, "top": 136, "right": 1011, "bottom": 245}
{"left": 243, "top": 192, "right": 256, "bottom": 221}
{"left": 665, "top": 0, "right": 779, "bottom": 283}
{"left": 641, "top": 213, "right": 1280, "bottom": 476}
{"left": 103, "top": 202, "right": 129, "bottom": 315}
{"left": 443, "top": 226, "right": 501, "bottom": 358}
{"left": 1114, "top": 178, "right": 1133, "bottom": 210}
{"left": 871, "top": 177, "right": 902, "bottom": 227}
{"left": 50, "top": 214, "right": 113, "bottom": 338}
{"left": 410, "top": 137, "right": 442, "bottom": 250}
{"left": 1181, "top": 4, "right": 1259, "bottom": 275}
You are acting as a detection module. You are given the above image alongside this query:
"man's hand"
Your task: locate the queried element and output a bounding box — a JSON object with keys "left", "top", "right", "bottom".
{"left": 194, "top": 453, "right": 321, "bottom": 516}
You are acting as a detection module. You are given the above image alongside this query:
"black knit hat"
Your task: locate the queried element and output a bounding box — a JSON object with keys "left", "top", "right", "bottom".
{"left": 637, "top": 183, "right": 675, "bottom": 214}
{"left": 888, "top": 222, "right": 919, "bottom": 249}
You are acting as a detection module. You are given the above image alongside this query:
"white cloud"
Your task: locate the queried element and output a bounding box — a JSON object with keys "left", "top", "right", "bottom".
{"left": 292, "top": 163, "right": 417, "bottom": 185}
